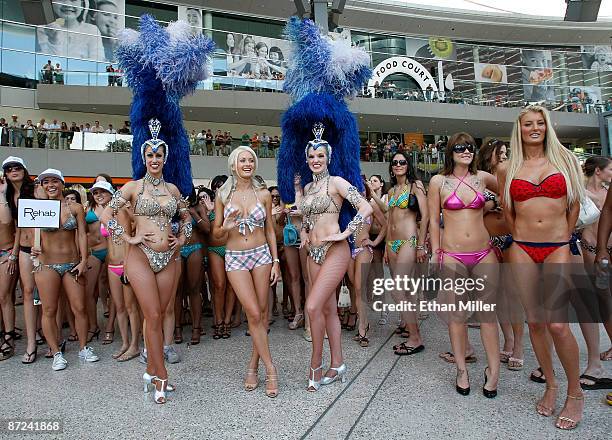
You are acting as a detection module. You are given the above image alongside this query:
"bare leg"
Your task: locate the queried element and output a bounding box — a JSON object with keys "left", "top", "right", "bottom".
{"left": 34, "top": 270, "right": 61, "bottom": 354}
{"left": 84, "top": 255, "right": 102, "bottom": 334}
{"left": 108, "top": 269, "right": 129, "bottom": 357}
{"left": 19, "top": 253, "right": 37, "bottom": 358}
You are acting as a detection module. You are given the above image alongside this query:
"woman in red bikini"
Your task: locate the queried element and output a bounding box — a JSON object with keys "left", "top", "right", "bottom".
{"left": 498, "top": 105, "right": 585, "bottom": 430}
{"left": 428, "top": 132, "right": 500, "bottom": 398}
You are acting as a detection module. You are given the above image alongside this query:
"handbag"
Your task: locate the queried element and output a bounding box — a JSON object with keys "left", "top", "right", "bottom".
{"left": 337, "top": 279, "right": 351, "bottom": 308}
{"left": 283, "top": 219, "right": 299, "bottom": 246}
{"left": 576, "top": 195, "right": 600, "bottom": 229}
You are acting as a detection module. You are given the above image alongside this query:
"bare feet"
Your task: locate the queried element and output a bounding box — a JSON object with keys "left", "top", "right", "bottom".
{"left": 112, "top": 345, "right": 129, "bottom": 359}
{"left": 555, "top": 393, "right": 584, "bottom": 430}
{"left": 244, "top": 368, "right": 258, "bottom": 391}
{"left": 536, "top": 386, "right": 558, "bottom": 417}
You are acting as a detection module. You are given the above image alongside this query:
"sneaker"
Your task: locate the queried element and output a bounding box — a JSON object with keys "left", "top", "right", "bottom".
{"left": 164, "top": 345, "right": 180, "bottom": 364}
{"left": 52, "top": 352, "right": 67, "bottom": 371}
{"left": 139, "top": 349, "right": 147, "bottom": 365}
{"left": 78, "top": 346, "right": 99, "bottom": 362}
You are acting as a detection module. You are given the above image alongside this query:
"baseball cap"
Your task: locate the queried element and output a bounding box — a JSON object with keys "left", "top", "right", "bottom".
{"left": 91, "top": 181, "right": 115, "bottom": 195}
{"left": 38, "top": 168, "right": 64, "bottom": 183}
{"left": 2, "top": 156, "right": 26, "bottom": 169}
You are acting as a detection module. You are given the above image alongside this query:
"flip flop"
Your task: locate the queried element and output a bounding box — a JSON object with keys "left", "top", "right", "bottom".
{"left": 394, "top": 343, "right": 425, "bottom": 356}
{"left": 579, "top": 374, "right": 612, "bottom": 390}
{"left": 438, "top": 351, "right": 477, "bottom": 364}
{"left": 116, "top": 350, "right": 140, "bottom": 362}
{"left": 500, "top": 350, "right": 512, "bottom": 363}
{"left": 530, "top": 367, "right": 546, "bottom": 384}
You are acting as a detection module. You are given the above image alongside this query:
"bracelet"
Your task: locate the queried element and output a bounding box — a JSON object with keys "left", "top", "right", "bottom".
{"left": 196, "top": 218, "right": 203, "bottom": 224}
{"left": 273, "top": 258, "right": 280, "bottom": 263}
{"left": 8, "top": 254, "right": 17, "bottom": 262}
{"left": 347, "top": 213, "right": 365, "bottom": 236}
{"left": 416, "top": 245, "right": 425, "bottom": 250}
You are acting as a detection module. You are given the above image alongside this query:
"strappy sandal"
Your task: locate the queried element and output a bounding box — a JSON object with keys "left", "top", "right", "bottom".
{"left": 555, "top": 394, "right": 584, "bottom": 430}
{"left": 190, "top": 328, "right": 202, "bottom": 345}
{"left": 67, "top": 333, "right": 78, "bottom": 342}
{"left": 438, "top": 351, "right": 477, "bottom": 364}
{"left": 394, "top": 342, "right": 424, "bottom": 356}
{"left": 36, "top": 329, "right": 45, "bottom": 345}
{"left": 87, "top": 328, "right": 100, "bottom": 343}
{"left": 507, "top": 357, "right": 524, "bottom": 371}
{"left": 530, "top": 367, "right": 547, "bottom": 384}
{"left": 0, "top": 332, "right": 15, "bottom": 361}
{"left": 101, "top": 331, "right": 114, "bottom": 345}
{"left": 265, "top": 366, "right": 279, "bottom": 398}
{"left": 600, "top": 347, "right": 612, "bottom": 361}
{"left": 536, "top": 386, "right": 558, "bottom": 417}
{"left": 222, "top": 323, "right": 231, "bottom": 339}
{"left": 174, "top": 326, "right": 183, "bottom": 344}
{"left": 499, "top": 350, "right": 512, "bottom": 363}
{"left": 244, "top": 368, "right": 259, "bottom": 391}
{"left": 288, "top": 313, "right": 304, "bottom": 330}
{"left": 352, "top": 324, "right": 370, "bottom": 347}
{"left": 212, "top": 324, "right": 222, "bottom": 340}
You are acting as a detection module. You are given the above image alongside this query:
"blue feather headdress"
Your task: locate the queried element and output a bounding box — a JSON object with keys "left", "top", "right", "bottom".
{"left": 278, "top": 17, "right": 371, "bottom": 235}
{"left": 116, "top": 16, "right": 215, "bottom": 196}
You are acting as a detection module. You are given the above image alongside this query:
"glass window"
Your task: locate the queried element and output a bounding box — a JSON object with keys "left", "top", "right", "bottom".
{"left": 2, "top": 49, "right": 36, "bottom": 79}
{"left": 2, "top": 0, "right": 26, "bottom": 22}
{"left": 2, "top": 22, "right": 36, "bottom": 52}
{"left": 126, "top": 0, "right": 177, "bottom": 29}
{"left": 64, "top": 57, "right": 96, "bottom": 85}
{"left": 351, "top": 32, "right": 370, "bottom": 52}
{"left": 211, "top": 13, "right": 284, "bottom": 39}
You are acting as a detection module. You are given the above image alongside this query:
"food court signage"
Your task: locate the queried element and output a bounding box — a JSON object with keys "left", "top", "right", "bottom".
{"left": 368, "top": 56, "right": 438, "bottom": 96}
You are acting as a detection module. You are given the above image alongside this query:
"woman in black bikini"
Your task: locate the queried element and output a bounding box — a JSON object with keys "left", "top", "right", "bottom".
{"left": 4, "top": 156, "right": 39, "bottom": 363}
{"left": 32, "top": 168, "right": 99, "bottom": 371}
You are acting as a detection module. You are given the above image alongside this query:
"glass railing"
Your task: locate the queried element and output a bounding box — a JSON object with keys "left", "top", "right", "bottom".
{"left": 35, "top": 70, "right": 612, "bottom": 114}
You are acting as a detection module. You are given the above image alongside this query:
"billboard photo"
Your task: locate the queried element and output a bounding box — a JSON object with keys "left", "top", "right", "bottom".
{"left": 178, "top": 6, "right": 202, "bottom": 35}
{"left": 36, "top": 0, "right": 125, "bottom": 62}
{"left": 581, "top": 45, "right": 612, "bottom": 72}
{"left": 521, "top": 49, "right": 555, "bottom": 102}
{"left": 406, "top": 36, "right": 456, "bottom": 61}
{"left": 474, "top": 62, "right": 508, "bottom": 84}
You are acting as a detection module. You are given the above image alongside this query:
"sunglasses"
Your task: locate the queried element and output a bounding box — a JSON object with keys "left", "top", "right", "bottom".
{"left": 391, "top": 159, "right": 408, "bottom": 167}
{"left": 4, "top": 165, "right": 23, "bottom": 173}
{"left": 271, "top": 195, "right": 280, "bottom": 198}
{"left": 452, "top": 144, "right": 475, "bottom": 154}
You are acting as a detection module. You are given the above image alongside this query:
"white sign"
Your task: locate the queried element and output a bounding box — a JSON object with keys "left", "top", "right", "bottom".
{"left": 18, "top": 199, "right": 61, "bottom": 229}
{"left": 368, "top": 56, "right": 438, "bottom": 97}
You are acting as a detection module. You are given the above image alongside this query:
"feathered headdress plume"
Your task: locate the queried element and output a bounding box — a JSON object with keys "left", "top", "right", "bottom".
{"left": 277, "top": 17, "right": 371, "bottom": 232}
{"left": 116, "top": 15, "right": 215, "bottom": 195}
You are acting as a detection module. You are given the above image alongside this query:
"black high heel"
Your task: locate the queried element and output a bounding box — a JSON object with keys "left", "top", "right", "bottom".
{"left": 456, "top": 371, "right": 470, "bottom": 396}
{"left": 345, "top": 313, "right": 357, "bottom": 331}
{"left": 483, "top": 367, "right": 497, "bottom": 399}
{"left": 87, "top": 328, "right": 100, "bottom": 343}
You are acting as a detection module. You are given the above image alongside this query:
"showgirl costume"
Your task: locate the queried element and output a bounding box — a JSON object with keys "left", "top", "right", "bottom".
{"left": 107, "top": 16, "right": 215, "bottom": 272}
{"left": 277, "top": 18, "right": 371, "bottom": 255}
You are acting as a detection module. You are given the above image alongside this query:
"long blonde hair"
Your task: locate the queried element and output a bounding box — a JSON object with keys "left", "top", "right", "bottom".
{"left": 217, "top": 146, "right": 265, "bottom": 205}
{"left": 503, "top": 105, "right": 584, "bottom": 209}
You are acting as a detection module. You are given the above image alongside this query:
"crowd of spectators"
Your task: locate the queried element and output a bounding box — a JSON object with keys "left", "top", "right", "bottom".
{"left": 0, "top": 115, "right": 131, "bottom": 149}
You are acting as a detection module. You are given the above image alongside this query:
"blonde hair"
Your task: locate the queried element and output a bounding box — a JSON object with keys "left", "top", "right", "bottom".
{"left": 217, "top": 146, "right": 265, "bottom": 205}
{"left": 503, "top": 105, "right": 584, "bottom": 209}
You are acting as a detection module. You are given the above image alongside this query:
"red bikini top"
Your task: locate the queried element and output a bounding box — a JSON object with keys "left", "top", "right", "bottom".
{"left": 510, "top": 173, "right": 566, "bottom": 203}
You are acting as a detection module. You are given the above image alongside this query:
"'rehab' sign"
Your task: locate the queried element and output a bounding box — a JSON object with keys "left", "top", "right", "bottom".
{"left": 17, "top": 199, "right": 61, "bottom": 229}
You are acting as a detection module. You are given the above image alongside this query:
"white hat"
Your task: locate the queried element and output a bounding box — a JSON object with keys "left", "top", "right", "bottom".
{"left": 38, "top": 168, "right": 64, "bottom": 183}
{"left": 91, "top": 181, "right": 115, "bottom": 195}
{"left": 2, "top": 156, "right": 26, "bottom": 169}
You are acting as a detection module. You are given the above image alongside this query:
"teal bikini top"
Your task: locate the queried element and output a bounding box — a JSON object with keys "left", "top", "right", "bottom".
{"left": 85, "top": 209, "right": 99, "bottom": 224}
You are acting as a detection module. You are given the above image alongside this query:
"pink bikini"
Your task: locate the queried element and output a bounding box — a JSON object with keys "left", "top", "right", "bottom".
{"left": 438, "top": 174, "right": 498, "bottom": 269}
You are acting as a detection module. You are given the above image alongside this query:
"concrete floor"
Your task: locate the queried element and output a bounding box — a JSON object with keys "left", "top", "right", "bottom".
{"left": 0, "top": 304, "right": 610, "bottom": 439}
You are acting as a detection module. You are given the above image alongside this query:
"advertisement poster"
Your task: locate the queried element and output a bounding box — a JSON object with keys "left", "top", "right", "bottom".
{"left": 178, "top": 6, "right": 202, "bottom": 35}
{"left": 405, "top": 36, "right": 456, "bottom": 61}
{"left": 474, "top": 62, "right": 508, "bottom": 84}
{"left": 581, "top": 45, "right": 612, "bottom": 72}
{"left": 213, "top": 32, "right": 290, "bottom": 90}
{"left": 36, "top": 0, "right": 125, "bottom": 62}
{"left": 521, "top": 49, "right": 555, "bottom": 102}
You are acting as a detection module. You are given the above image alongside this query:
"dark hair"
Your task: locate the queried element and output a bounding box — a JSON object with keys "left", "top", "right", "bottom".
{"left": 95, "top": 173, "right": 114, "bottom": 186}
{"left": 361, "top": 176, "right": 371, "bottom": 200}
{"left": 441, "top": 132, "right": 478, "bottom": 176}
{"left": 269, "top": 46, "right": 284, "bottom": 61}
{"left": 584, "top": 156, "right": 612, "bottom": 177}
{"left": 6, "top": 168, "right": 35, "bottom": 219}
{"left": 187, "top": 186, "right": 198, "bottom": 207}
{"left": 198, "top": 186, "right": 215, "bottom": 202}
{"left": 476, "top": 139, "right": 506, "bottom": 174}
{"left": 268, "top": 186, "right": 278, "bottom": 192}
{"left": 389, "top": 151, "right": 416, "bottom": 186}
{"left": 210, "top": 175, "right": 228, "bottom": 193}
{"left": 63, "top": 189, "right": 82, "bottom": 204}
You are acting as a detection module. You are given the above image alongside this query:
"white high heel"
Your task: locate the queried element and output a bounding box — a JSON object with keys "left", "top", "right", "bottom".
{"left": 321, "top": 364, "right": 347, "bottom": 386}
{"left": 143, "top": 372, "right": 175, "bottom": 393}
{"left": 307, "top": 365, "right": 323, "bottom": 392}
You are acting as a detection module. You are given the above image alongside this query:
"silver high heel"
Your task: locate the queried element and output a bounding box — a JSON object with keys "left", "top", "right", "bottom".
{"left": 143, "top": 372, "right": 175, "bottom": 393}
{"left": 321, "top": 364, "right": 347, "bottom": 386}
{"left": 307, "top": 365, "right": 323, "bottom": 392}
